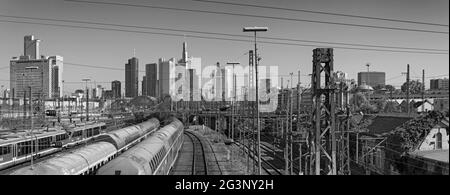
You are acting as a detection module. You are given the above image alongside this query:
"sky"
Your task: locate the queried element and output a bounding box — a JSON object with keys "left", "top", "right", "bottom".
{"left": 0, "top": 0, "right": 448, "bottom": 95}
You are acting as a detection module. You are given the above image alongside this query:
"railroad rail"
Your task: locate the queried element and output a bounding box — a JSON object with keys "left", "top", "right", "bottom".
{"left": 184, "top": 131, "right": 208, "bottom": 175}
{"left": 233, "top": 140, "right": 283, "bottom": 175}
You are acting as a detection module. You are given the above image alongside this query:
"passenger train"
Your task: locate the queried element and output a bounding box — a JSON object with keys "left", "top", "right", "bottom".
{"left": 0, "top": 122, "right": 107, "bottom": 171}
{"left": 96, "top": 118, "right": 184, "bottom": 175}
{"left": 10, "top": 118, "right": 161, "bottom": 175}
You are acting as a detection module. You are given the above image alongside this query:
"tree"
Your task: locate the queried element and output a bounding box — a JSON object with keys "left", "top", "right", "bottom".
{"left": 385, "top": 85, "right": 396, "bottom": 92}
{"left": 373, "top": 84, "right": 385, "bottom": 91}
{"left": 350, "top": 92, "right": 378, "bottom": 113}
{"left": 401, "top": 80, "right": 423, "bottom": 94}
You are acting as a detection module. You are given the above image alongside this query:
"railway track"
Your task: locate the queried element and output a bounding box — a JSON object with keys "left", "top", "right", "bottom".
{"left": 233, "top": 141, "right": 283, "bottom": 175}
{"left": 259, "top": 141, "right": 300, "bottom": 174}
{"left": 184, "top": 131, "right": 208, "bottom": 175}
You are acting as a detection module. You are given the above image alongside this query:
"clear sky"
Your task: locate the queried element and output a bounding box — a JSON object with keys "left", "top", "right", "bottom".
{"left": 0, "top": 0, "right": 448, "bottom": 95}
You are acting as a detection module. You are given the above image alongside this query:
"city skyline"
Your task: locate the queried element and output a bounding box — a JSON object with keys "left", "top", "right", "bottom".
{"left": 0, "top": 0, "right": 448, "bottom": 94}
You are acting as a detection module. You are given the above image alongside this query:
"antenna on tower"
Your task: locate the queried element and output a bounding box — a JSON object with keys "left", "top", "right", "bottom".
{"left": 133, "top": 48, "right": 136, "bottom": 58}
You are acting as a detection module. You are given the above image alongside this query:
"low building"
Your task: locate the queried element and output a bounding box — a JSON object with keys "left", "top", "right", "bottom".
{"left": 407, "top": 117, "right": 449, "bottom": 174}
{"left": 356, "top": 114, "right": 449, "bottom": 175}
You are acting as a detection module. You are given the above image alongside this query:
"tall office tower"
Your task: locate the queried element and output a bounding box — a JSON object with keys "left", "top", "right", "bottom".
{"left": 142, "top": 76, "right": 147, "bottom": 96}
{"left": 155, "top": 80, "right": 159, "bottom": 98}
{"left": 49, "top": 56, "right": 63, "bottom": 98}
{"left": 145, "top": 63, "right": 158, "bottom": 97}
{"left": 211, "top": 62, "right": 227, "bottom": 101}
{"left": 159, "top": 58, "right": 176, "bottom": 97}
{"left": 125, "top": 57, "right": 139, "bottom": 98}
{"left": 24, "top": 35, "right": 40, "bottom": 60}
{"left": 187, "top": 68, "right": 200, "bottom": 101}
{"left": 182, "top": 42, "right": 188, "bottom": 63}
{"left": 112, "top": 80, "right": 121, "bottom": 99}
{"left": 10, "top": 35, "right": 61, "bottom": 99}
{"left": 357, "top": 72, "right": 386, "bottom": 87}
{"left": 262, "top": 78, "right": 271, "bottom": 94}
{"left": 93, "top": 85, "right": 103, "bottom": 99}
{"left": 186, "top": 57, "right": 201, "bottom": 101}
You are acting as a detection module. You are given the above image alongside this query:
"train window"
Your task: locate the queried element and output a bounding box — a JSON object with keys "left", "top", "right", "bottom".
{"left": 0, "top": 146, "right": 9, "bottom": 155}
{"left": 151, "top": 159, "right": 155, "bottom": 170}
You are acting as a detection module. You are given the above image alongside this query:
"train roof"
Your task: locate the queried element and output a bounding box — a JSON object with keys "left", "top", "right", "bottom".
{"left": 11, "top": 142, "right": 116, "bottom": 175}
{"left": 0, "top": 122, "right": 106, "bottom": 145}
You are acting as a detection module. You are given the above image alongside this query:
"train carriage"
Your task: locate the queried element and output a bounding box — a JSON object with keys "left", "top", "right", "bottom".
{"left": 9, "top": 118, "right": 161, "bottom": 175}
{"left": 10, "top": 142, "right": 116, "bottom": 175}
{"left": 97, "top": 118, "right": 184, "bottom": 175}
{"left": 0, "top": 122, "right": 107, "bottom": 171}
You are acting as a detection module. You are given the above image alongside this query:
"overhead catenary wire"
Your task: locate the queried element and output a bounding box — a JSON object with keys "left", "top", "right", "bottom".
{"left": 0, "top": 19, "right": 448, "bottom": 55}
{"left": 0, "top": 14, "right": 447, "bottom": 52}
{"left": 191, "top": 0, "right": 449, "bottom": 27}
{"left": 63, "top": 0, "right": 449, "bottom": 35}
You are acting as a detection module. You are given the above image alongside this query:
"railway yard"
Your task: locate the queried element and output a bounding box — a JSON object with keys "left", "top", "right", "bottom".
{"left": 0, "top": 113, "right": 300, "bottom": 175}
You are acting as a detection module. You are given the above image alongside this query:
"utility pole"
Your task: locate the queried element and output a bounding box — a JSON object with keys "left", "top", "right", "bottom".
{"left": 310, "top": 48, "right": 337, "bottom": 175}
{"left": 25, "top": 66, "right": 38, "bottom": 170}
{"left": 422, "top": 69, "right": 425, "bottom": 113}
{"left": 227, "top": 62, "right": 240, "bottom": 142}
{"left": 82, "top": 78, "right": 91, "bottom": 122}
{"left": 406, "top": 64, "right": 410, "bottom": 116}
{"left": 297, "top": 70, "right": 302, "bottom": 175}
{"left": 284, "top": 79, "right": 289, "bottom": 175}
{"left": 244, "top": 27, "right": 268, "bottom": 175}
{"left": 289, "top": 72, "right": 294, "bottom": 175}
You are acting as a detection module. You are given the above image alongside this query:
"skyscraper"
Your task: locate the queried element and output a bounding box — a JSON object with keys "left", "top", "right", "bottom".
{"left": 24, "top": 35, "right": 40, "bottom": 60}
{"left": 49, "top": 56, "right": 63, "bottom": 98}
{"left": 112, "top": 80, "right": 121, "bottom": 99}
{"left": 10, "top": 35, "right": 62, "bottom": 99}
{"left": 159, "top": 58, "right": 176, "bottom": 98}
{"left": 145, "top": 63, "right": 158, "bottom": 97}
{"left": 125, "top": 57, "right": 139, "bottom": 98}
{"left": 142, "top": 76, "right": 147, "bottom": 96}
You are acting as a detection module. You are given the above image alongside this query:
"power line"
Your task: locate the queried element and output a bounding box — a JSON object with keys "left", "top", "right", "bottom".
{"left": 63, "top": 0, "right": 449, "bottom": 35}
{"left": 0, "top": 19, "right": 448, "bottom": 55}
{"left": 0, "top": 14, "right": 447, "bottom": 52}
{"left": 192, "top": 0, "right": 449, "bottom": 27}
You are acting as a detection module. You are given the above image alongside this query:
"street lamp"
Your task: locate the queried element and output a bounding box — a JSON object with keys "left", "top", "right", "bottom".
{"left": 82, "top": 78, "right": 91, "bottom": 122}
{"left": 25, "top": 66, "right": 38, "bottom": 170}
{"left": 243, "top": 26, "right": 268, "bottom": 175}
{"left": 227, "top": 62, "right": 240, "bottom": 142}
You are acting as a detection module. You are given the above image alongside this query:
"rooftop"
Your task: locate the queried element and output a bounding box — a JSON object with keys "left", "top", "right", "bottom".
{"left": 364, "top": 115, "right": 413, "bottom": 136}
{"left": 410, "top": 149, "right": 449, "bottom": 163}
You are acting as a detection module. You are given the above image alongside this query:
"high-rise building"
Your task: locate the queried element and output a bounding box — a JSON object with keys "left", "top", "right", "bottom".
{"left": 125, "top": 57, "right": 139, "bottom": 98}
{"left": 430, "top": 78, "right": 449, "bottom": 91}
{"left": 24, "top": 35, "right": 40, "bottom": 60}
{"left": 158, "top": 42, "right": 202, "bottom": 100}
{"left": 159, "top": 58, "right": 176, "bottom": 97}
{"left": 112, "top": 80, "right": 121, "bottom": 99}
{"left": 185, "top": 56, "right": 201, "bottom": 101}
{"left": 142, "top": 76, "right": 147, "bottom": 96}
{"left": 92, "top": 85, "right": 103, "bottom": 99}
{"left": 357, "top": 72, "right": 386, "bottom": 87}
{"left": 10, "top": 35, "right": 62, "bottom": 99}
{"left": 49, "top": 56, "right": 63, "bottom": 98}
{"left": 187, "top": 68, "right": 200, "bottom": 101}
{"left": 145, "top": 63, "right": 158, "bottom": 97}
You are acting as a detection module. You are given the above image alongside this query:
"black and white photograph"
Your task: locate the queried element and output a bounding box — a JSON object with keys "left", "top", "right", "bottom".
{"left": 0, "top": 0, "right": 448, "bottom": 184}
